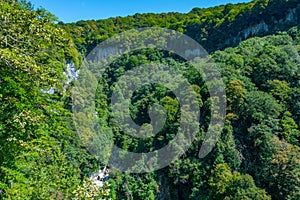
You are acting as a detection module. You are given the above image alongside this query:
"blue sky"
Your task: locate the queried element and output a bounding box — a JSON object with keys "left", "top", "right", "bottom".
{"left": 29, "top": 0, "right": 252, "bottom": 23}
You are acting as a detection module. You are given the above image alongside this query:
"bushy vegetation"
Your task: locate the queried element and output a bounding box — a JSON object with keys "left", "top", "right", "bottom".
{"left": 85, "top": 27, "right": 300, "bottom": 200}
{"left": 0, "top": 0, "right": 299, "bottom": 199}
{"left": 0, "top": 0, "right": 96, "bottom": 199}
{"left": 63, "top": 0, "right": 300, "bottom": 55}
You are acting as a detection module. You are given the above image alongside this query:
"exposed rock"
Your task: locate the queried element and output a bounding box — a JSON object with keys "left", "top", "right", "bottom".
{"left": 241, "top": 21, "right": 269, "bottom": 39}
{"left": 285, "top": 8, "right": 298, "bottom": 22}
{"left": 64, "top": 62, "right": 78, "bottom": 84}
{"left": 90, "top": 166, "right": 110, "bottom": 187}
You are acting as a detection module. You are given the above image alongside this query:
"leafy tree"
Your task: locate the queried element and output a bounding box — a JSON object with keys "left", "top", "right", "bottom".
{"left": 208, "top": 163, "right": 271, "bottom": 200}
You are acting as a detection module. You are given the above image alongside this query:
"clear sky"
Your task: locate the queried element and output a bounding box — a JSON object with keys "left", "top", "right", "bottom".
{"left": 29, "top": 0, "right": 252, "bottom": 23}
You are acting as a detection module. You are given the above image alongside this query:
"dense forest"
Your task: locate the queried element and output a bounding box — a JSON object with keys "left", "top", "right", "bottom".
{"left": 63, "top": 0, "right": 300, "bottom": 54}
{"left": 0, "top": 0, "right": 299, "bottom": 199}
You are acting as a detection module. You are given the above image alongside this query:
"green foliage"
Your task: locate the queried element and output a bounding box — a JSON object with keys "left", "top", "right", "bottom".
{"left": 280, "top": 111, "right": 300, "bottom": 145}
{"left": 73, "top": 180, "right": 112, "bottom": 200}
{"left": 108, "top": 172, "right": 158, "bottom": 200}
{"left": 248, "top": 125, "right": 300, "bottom": 200}
{"left": 0, "top": 0, "right": 91, "bottom": 199}
{"left": 1, "top": 0, "right": 300, "bottom": 199}
{"left": 207, "top": 163, "right": 271, "bottom": 200}
{"left": 1, "top": 137, "right": 81, "bottom": 199}
{"left": 245, "top": 90, "right": 282, "bottom": 122}
{"left": 70, "top": 17, "right": 300, "bottom": 200}
{"left": 64, "top": 0, "right": 300, "bottom": 55}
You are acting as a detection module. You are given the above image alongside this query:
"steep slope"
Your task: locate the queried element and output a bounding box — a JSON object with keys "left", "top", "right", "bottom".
{"left": 84, "top": 27, "right": 300, "bottom": 200}
{"left": 63, "top": 0, "right": 300, "bottom": 54}
{"left": 0, "top": 0, "right": 299, "bottom": 199}
{"left": 0, "top": 1, "right": 99, "bottom": 199}
{"left": 63, "top": 1, "right": 300, "bottom": 200}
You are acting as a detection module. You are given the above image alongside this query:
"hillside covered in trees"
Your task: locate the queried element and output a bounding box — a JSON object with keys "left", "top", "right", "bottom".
{"left": 63, "top": 0, "right": 300, "bottom": 54}
{"left": 0, "top": 0, "right": 299, "bottom": 199}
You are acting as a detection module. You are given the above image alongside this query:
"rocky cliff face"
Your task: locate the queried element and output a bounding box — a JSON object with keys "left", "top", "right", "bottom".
{"left": 284, "top": 8, "right": 298, "bottom": 22}
{"left": 222, "top": 7, "right": 299, "bottom": 50}
{"left": 241, "top": 21, "right": 269, "bottom": 39}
